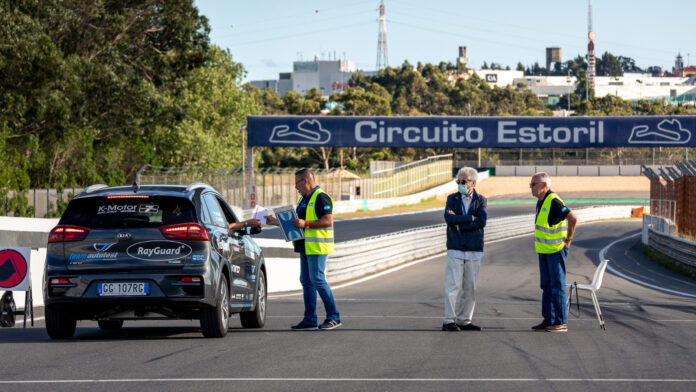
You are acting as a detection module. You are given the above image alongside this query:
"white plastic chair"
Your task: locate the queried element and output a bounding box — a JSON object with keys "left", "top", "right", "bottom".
{"left": 567, "top": 259, "right": 609, "bottom": 330}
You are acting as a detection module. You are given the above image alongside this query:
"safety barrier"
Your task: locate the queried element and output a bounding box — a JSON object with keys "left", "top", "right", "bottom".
{"left": 642, "top": 214, "right": 696, "bottom": 272}
{"left": 1, "top": 205, "right": 637, "bottom": 304}
{"left": 325, "top": 205, "right": 637, "bottom": 284}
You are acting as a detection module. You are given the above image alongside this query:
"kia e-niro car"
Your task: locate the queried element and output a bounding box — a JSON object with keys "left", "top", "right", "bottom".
{"left": 43, "top": 183, "right": 266, "bottom": 339}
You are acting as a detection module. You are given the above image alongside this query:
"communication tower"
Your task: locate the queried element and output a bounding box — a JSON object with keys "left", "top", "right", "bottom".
{"left": 587, "top": 0, "right": 596, "bottom": 89}
{"left": 376, "top": 0, "right": 388, "bottom": 70}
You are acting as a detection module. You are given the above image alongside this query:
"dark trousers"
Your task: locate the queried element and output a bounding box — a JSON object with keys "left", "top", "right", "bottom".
{"left": 538, "top": 247, "right": 568, "bottom": 325}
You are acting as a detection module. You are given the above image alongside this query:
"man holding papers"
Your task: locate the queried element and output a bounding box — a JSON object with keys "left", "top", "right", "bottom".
{"left": 266, "top": 169, "right": 341, "bottom": 331}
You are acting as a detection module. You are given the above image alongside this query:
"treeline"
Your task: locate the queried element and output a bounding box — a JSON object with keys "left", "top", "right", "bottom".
{"left": 514, "top": 52, "right": 663, "bottom": 77}
{"left": 1, "top": 0, "right": 256, "bottom": 214}
{"left": 249, "top": 61, "right": 692, "bottom": 170}
{"left": 1, "top": 1, "right": 694, "bottom": 216}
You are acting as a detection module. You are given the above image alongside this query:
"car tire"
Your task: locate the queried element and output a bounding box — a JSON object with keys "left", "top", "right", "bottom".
{"left": 45, "top": 306, "right": 76, "bottom": 339}
{"left": 200, "top": 277, "right": 229, "bottom": 338}
{"left": 98, "top": 320, "right": 124, "bottom": 331}
{"left": 240, "top": 268, "right": 266, "bottom": 328}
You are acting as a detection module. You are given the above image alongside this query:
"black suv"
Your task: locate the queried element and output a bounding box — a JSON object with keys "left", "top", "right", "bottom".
{"left": 43, "top": 183, "right": 266, "bottom": 338}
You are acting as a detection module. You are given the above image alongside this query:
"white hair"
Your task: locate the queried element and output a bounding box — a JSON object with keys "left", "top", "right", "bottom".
{"left": 456, "top": 167, "right": 478, "bottom": 182}
{"left": 533, "top": 172, "right": 551, "bottom": 186}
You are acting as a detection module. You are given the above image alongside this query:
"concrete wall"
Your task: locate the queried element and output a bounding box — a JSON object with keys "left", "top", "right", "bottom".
{"left": 495, "top": 165, "right": 646, "bottom": 176}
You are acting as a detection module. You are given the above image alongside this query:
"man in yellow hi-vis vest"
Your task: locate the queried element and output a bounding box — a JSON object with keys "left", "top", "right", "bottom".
{"left": 268, "top": 169, "right": 341, "bottom": 331}
{"left": 530, "top": 172, "right": 577, "bottom": 333}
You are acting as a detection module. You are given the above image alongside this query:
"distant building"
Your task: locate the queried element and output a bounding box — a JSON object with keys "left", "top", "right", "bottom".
{"left": 250, "top": 58, "right": 366, "bottom": 98}
{"left": 474, "top": 69, "right": 524, "bottom": 87}
{"left": 250, "top": 47, "right": 696, "bottom": 104}
{"left": 673, "top": 66, "right": 696, "bottom": 78}
{"left": 675, "top": 53, "right": 685, "bottom": 71}
{"left": 515, "top": 73, "right": 696, "bottom": 104}
{"left": 292, "top": 58, "right": 356, "bottom": 95}
{"left": 249, "top": 79, "right": 278, "bottom": 92}
{"left": 546, "top": 47, "right": 562, "bottom": 71}
{"left": 457, "top": 46, "right": 469, "bottom": 68}
{"left": 278, "top": 73, "right": 293, "bottom": 97}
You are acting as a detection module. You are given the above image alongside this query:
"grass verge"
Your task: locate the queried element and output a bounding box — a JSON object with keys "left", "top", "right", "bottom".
{"left": 642, "top": 245, "right": 696, "bottom": 279}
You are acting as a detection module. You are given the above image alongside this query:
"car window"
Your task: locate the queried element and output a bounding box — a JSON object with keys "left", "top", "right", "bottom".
{"left": 199, "top": 198, "right": 212, "bottom": 225}
{"left": 215, "top": 197, "right": 239, "bottom": 224}
{"left": 60, "top": 196, "right": 196, "bottom": 228}
{"left": 202, "top": 194, "right": 229, "bottom": 228}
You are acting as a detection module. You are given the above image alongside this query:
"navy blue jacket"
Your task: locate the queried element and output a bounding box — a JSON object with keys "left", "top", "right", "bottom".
{"left": 444, "top": 190, "right": 487, "bottom": 252}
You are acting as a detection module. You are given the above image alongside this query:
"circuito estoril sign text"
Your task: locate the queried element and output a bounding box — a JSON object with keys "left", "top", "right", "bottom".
{"left": 247, "top": 115, "right": 696, "bottom": 148}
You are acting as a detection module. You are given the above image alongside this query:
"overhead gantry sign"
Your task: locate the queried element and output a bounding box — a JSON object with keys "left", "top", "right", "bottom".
{"left": 247, "top": 115, "right": 696, "bottom": 148}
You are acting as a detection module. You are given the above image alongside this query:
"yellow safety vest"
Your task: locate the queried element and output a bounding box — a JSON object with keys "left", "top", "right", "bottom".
{"left": 534, "top": 193, "right": 568, "bottom": 254}
{"left": 299, "top": 188, "right": 334, "bottom": 255}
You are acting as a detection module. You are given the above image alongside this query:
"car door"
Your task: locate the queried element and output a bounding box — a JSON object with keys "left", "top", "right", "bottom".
{"left": 216, "top": 198, "right": 258, "bottom": 306}
{"left": 200, "top": 193, "right": 238, "bottom": 303}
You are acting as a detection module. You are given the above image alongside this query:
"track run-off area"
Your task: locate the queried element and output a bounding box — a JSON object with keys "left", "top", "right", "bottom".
{"left": 2, "top": 207, "right": 696, "bottom": 392}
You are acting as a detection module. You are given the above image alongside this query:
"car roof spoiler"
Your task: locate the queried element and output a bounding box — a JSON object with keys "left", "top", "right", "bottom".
{"left": 82, "top": 184, "right": 109, "bottom": 194}
{"left": 186, "top": 183, "right": 210, "bottom": 192}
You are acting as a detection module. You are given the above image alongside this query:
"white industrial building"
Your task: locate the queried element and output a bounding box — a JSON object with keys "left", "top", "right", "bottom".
{"left": 250, "top": 55, "right": 696, "bottom": 105}
{"left": 515, "top": 73, "right": 696, "bottom": 104}
{"left": 250, "top": 58, "right": 364, "bottom": 98}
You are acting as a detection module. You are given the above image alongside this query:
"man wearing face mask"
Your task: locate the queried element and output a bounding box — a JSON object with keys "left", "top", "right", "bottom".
{"left": 442, "top": 167, "right": 487, "bottom": 331}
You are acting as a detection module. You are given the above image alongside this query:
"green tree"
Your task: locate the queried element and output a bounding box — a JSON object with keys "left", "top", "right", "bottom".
{"left": 152, "top": 46, "right": 257, "bottom": 170}
{"left": 1, "top": 0, "right": 213, "bottom": 190}
{"left": 597, "top": 52, "right": 623, "bottom": 76}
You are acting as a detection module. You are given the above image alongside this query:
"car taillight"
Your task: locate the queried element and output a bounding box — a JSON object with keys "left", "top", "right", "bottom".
{"left": 160, "top": 223, "right": 209, "bottom": 241}
{"left": 48, "top": 225, "right": 90, "bottom": 242}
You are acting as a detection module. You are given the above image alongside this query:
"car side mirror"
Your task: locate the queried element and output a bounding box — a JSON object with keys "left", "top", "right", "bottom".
{"left": 235, "top": 226, "right": 262, "bottom": 236}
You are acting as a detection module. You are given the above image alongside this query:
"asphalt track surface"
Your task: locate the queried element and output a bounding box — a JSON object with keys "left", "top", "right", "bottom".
{"left": 3, "top": 220, "right": 696, "bottom": 392}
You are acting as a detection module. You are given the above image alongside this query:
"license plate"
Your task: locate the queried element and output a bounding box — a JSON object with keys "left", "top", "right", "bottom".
{"left": 98, "top": 282, "right": 149, "bottom": 296}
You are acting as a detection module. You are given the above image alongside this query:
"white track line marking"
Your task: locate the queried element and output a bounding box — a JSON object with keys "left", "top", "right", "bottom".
{"left": 1, "top": 378, "right": 695, "bottom": 384}
{"left": 268, "top": 232, "right": 537, "bottom": 299}
{"left": 269, "top": 252, "right": 446, "bottom": 298}
{"left": 600, "top": 232, "right": 696, "bottom": 299}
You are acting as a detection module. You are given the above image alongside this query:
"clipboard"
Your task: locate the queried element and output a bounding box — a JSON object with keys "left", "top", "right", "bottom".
{"left": 273, "top": 205, "right": 305, "bottom": 242}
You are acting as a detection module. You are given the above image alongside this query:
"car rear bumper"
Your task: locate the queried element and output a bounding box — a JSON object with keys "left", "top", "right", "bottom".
{"left": 44, "top": 269, "right": 217, "bottom": 320}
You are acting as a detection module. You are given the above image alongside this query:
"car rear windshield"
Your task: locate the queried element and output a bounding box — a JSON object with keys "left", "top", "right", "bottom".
{"left": 60, "top": 196, "right": 196, "bottom": 228}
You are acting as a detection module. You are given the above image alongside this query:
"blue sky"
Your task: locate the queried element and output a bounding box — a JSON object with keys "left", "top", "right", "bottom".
{"left": 194, "top": 1, "right": 696, "bottom": 82}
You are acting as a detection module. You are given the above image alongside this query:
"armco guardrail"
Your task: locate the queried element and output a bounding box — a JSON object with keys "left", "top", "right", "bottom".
{"left": 642, "top": 214, "right": 696, "bottom": 272}
{"left": 325, "top": 205, "right": 638, "bottom": 283}
{"left": 1, "top": 206, "right": 638, "bottom": 304}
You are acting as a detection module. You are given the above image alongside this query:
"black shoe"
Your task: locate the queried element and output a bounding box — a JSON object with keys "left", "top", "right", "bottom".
{"left": 457, "top": 323, "right": 482, "bottom": 331}
{"left": 319, "top": 319, "right": 342, "bottom": 330}
{"left": 442, "top": 322, "right": 460, "bottom": 331}
{"left": 531, "top": 321, "right": 550, "bottom": 330}
{"left": 291, "top": 321, "right": 318, "bottom": 331}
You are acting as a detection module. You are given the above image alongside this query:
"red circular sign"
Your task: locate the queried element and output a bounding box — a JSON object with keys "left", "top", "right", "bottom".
{"left": 0, "top": 249, "right": 28, "bottom": 289}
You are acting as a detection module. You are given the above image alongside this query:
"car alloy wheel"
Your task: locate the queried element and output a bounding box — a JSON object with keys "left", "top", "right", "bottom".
{"left": 201, "top": 277, "right": 229, "bottom": 338}
{"left": 240, "top": 269, "right": 266, "bottom": 328}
